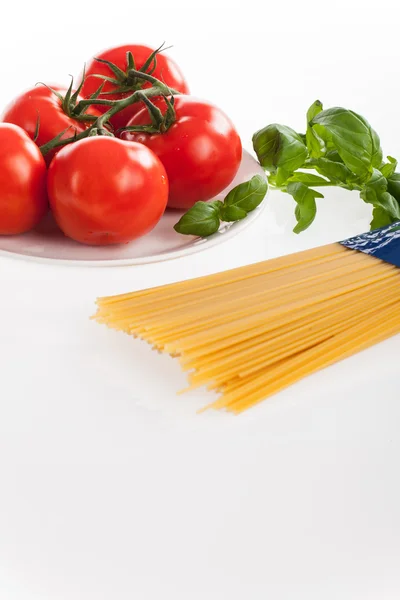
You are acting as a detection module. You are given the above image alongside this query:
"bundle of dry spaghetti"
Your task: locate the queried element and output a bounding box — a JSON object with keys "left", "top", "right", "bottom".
{"left": 93, "top": 242, "right": 400, "bottom": 413}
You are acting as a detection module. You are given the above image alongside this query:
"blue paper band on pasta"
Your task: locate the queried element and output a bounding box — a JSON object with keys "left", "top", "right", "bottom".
{"left": 341, "top": 221, "right": 400, "bottom": 268}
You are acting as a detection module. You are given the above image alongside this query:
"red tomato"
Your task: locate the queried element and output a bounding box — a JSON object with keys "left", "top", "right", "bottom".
{"left": 0, "top": 124, "right": 47, "bottom": 235}
{"left": 80, "top": 44, "right": 189, "bottom": 131}
{"left": 2, "top": 84, "right": 100, "bottom": 165}
{"left": 47, "top": 136, "right": 168, "bottom": 246}
{"left": 121, "top": 96, "right": 243, "bottom": 209}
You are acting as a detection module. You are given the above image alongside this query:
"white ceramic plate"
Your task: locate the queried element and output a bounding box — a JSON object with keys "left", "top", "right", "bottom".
{"left": 0, "top": 150, "right": 267, "bottom": 267}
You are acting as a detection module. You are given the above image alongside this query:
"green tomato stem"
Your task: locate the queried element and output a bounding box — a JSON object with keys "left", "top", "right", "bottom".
{"left": 40, "top": 80, "right": 180, "bottom": 157}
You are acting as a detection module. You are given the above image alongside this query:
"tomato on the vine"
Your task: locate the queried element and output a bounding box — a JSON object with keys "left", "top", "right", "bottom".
{"left": 121, "top": 96, "right": 242, "bottom": 209}
{"left": 47, "top": 136, "right": 168, "bottom": 246}
{"left": 0, "top": 124, "right": 47, "bottom": 235}
{"left": 2, "top": 84, "right": 100, "bottom": 165}
{"left": 80, "top": 44, "right": 189, "bottom": 131}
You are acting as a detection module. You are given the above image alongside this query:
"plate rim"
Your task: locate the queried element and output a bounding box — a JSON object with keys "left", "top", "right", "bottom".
{"left": 0, "top": 195, "right": 268, "bottom": 268}
{"left": 0, "top": 149, "right": 268, "bottom": 268}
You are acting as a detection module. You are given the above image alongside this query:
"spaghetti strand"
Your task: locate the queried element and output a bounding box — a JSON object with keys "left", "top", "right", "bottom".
{"left": 93, "top": 243, "right": 400, "bottom": 413}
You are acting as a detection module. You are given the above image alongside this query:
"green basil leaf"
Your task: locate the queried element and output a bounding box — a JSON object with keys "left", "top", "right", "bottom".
{"left": 325, "top": 150, "right": 344, "bottom": 163}
{"left": 360, "top": 168, "right": 386, "bottom": 198}
{"left": 267, "top": 173, "right": 278, "bottom": 187}
{"left": 252, "top": 124, "right": 308, "bottom": 174}
{"left": 174, "top": 201, "right": 221, "bottom": 237}
{"left": 387, "top": 172, "right": 400, "bottom": 201}
{"left": 355, "top": 112, "right": 383, "bottom": 169}
{"left": 312, "top": 124, "right": 336, "bottom": 153}
{"left": 377, "top": 192, "right": 400, "bottom": 219}
{"left": 286, "top": 182, "right": 323, "bottom": 233}
{"left": 380, "top": 156, "right": 398, "bottom": 179}
{"left": 224, "top": 174, "right": 268, "bottom": 212}
{"left": 275, "top": 167, "right": 291, "bottom": 187}
{"left": 307, "top": 157, "right": 356, "bottom": 187}
{"left": 370, "top": 206, "right": 396, "bottom": 230}
{"left": 312, "top": 107, "right": 382, "bottom": 177}
{"left": 306, "top": 128, "right": 324, "bottom": 159}
{"left": 360, "top": 169, "right": 400, "bottom": 220}
{"left": 286, "top": 172, "right": 331, "bottom": 186}
{"left": 208, "top": 200, "right": 224, "bottom": 212}
{"left": 306, "top": 100, "right": 323, "bottom": 123}
{"left": 306, "top": 100, "right": 324, "bottom": 158}
{"left": 220, "top": 205, "right": 247, "bottom": 222}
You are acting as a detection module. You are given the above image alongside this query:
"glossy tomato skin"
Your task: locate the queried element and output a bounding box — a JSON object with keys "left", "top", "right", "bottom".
{"left": 0, "top": 124, "right": 47, "bottom": 235}
{"left": 2, "top": 85, "right": 100, "bottom": 165}
{"left": 47, "top": 136, "right": 168, "bottom": 246}
{"left": 122, "top": 96, "right": 243, "bottom": 209}
{"left": 81, "top": 44, "right": 190, "bottom": 131}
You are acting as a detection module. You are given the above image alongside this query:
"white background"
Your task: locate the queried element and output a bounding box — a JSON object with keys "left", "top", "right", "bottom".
{"left": 1, "top": 1, "right": 400, "bottom": 598}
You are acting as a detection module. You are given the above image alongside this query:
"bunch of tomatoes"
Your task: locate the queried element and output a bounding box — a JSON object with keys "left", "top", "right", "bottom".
{"left": 0, "top": 44, "right": 242, "bottom": 245}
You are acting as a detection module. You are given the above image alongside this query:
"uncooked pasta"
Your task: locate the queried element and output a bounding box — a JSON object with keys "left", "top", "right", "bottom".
{"left": 94, "top": 240, "right": 400, "bottom": 413}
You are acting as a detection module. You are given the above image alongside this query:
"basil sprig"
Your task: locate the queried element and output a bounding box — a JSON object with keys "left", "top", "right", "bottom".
{"left": 253, "top": 101, "right": 400, "bottom": 233}
{"left": 174, "top": 175, "right": 268, "bottom": 237}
